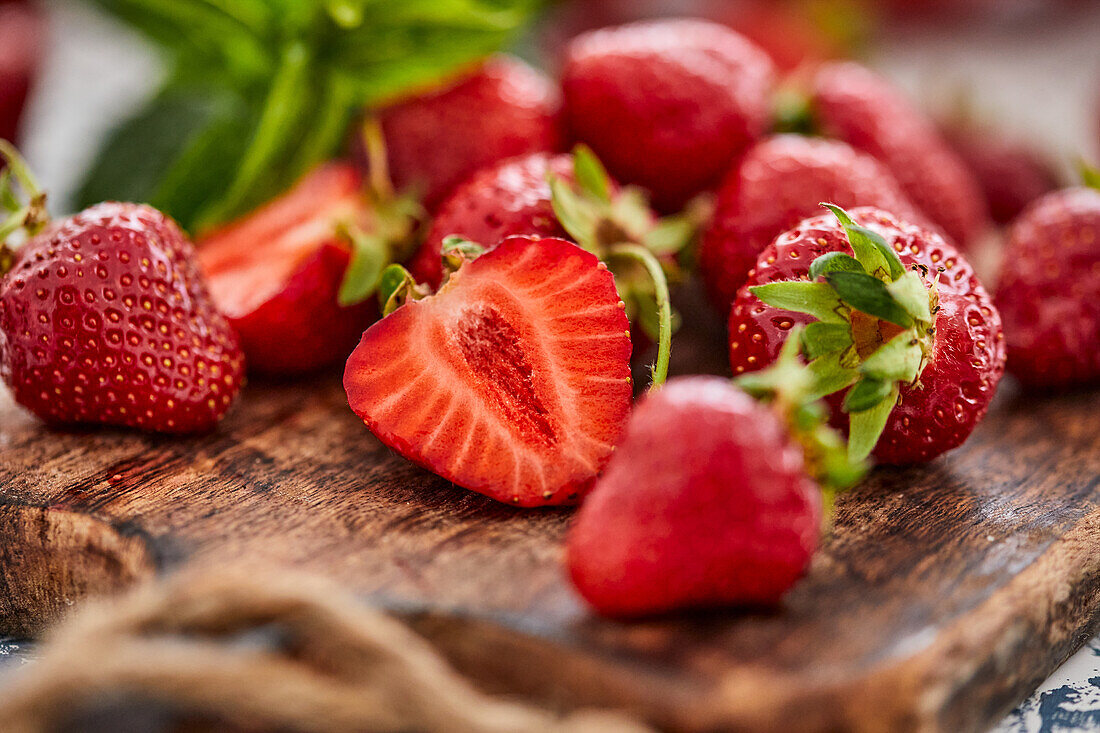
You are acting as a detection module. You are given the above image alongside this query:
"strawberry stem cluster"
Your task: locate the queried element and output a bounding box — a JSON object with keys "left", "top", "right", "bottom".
{"left": 0, "top": 140, "right": 49, "bottom": 276}
{"left": 750, "top": 205, "right": 939, "bottom": 461}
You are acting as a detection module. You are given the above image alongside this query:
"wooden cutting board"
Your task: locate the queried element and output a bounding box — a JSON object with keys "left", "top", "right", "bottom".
{"left": 2, "top": 308, "right": 1100, "bottom": 733}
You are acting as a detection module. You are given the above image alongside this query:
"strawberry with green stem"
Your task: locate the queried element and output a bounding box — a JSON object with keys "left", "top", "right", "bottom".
{"left": 405, "top": 145, "right": 700, "bottom": 387}
{"left": 568, "top": 328, "right": 866, "bottom": 616}
{"left": 731, "top": 204, "right": 1004, "bottom": 464}
{"left": 0, "top": 141, "right": 244, "bottom": 433}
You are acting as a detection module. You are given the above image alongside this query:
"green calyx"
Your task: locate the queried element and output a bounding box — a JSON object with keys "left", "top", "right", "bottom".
{"left": 736, "top": 327, "right": 867, "bottom": 512}
{"left": 0, "top": 140, "right": 49, "bottom": 277}
{"left": 750, "top": 204, "right": 939, "bottom": 462}
{"left": 337, "top": 119, "right": 425, "bottom": 308}
{"left": 1079, "top": 159, "right": 1100, "bottom": 191}
{"left": 550, "top": 144, "right": 705, "bottom": 391}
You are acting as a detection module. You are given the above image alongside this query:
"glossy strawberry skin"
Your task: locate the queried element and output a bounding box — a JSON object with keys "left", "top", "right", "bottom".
{"left": 942, "top": 125, "right": 1059, "bottom": 225}
{"left": 699, "top": 134, "right": 925, "bottom": 312}
{"left": 729, "top": 208, "right": 1004, "bottom": 464}
{"left": 0, "top": 203, "right": 245, "bottom": 433}
{"left": 345, "top": 236, "right": 633, "bottom": 507}
{"left": 995, "top": 187, "right": 1100, "bottom": 389}
{"left": 409, "top": 152, "right": 574, "bottom": 289}
{"left": 567, "top": 376, "right": 821, "bottom": 617}
{"left": 370, "top": 56, "right": 561, "bottom": 211}
{"left": 562, "top": 18, "right": 775, "bottom": 211}
{"left": 199, "top": 163, "right": 377, "bottom": 376}
{"left": 811, "top": 62, "right": 990, "bottom": 248}
{"left": 0, "top": 1, "right": 43, "bottom": 144}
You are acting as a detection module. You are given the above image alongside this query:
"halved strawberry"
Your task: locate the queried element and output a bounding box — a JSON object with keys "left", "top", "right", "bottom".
{"left": 199, "top": 163, "right": 382, "bottom": 375}
{"left": 344, "top": 235, "right": 633, "bottom": 507}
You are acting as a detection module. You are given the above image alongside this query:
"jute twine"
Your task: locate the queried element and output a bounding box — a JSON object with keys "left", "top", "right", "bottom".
{"left": 0, "top": 565, "right": 653, "bottom": 733}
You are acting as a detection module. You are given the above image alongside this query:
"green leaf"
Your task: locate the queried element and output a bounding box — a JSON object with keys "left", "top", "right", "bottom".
{"left": 549, "top": 176, "right": 599, "bottom": 251}
{"left": 822, "top": 203, "right": 904, "bottom": 280}
{"left": 808, "top": 251, "right": 864, "bottom": 281}
{"left": 847, "top": 384, "right": 900, "bottom": 462}
{"left": 886, "top": 270, "right": 933, "bottom": 323}
{"left": 843, "top": 377, "right": 893, "bottom": 413}
{"left": 824, "top": 271, "right": 914, "bottom": 328}
{"left": 440, "top": 235, "right": 485, "bottom": 259}
{"left": 750, "top": 281, "right": 848, "bottom": 324}
{"left": 377, "top": 263, "right": 426, "bottom": 316}
{"left": 1079, "top": 159, "right": 1100, "bottom": 191}
{"left": 338, "top": 230, "right": 390, "bottom": 306}
{"left": 642, "top": 215, "right": 695, "bottom": 257}
{"left": 802, "top": 321, "right": 853, "bottom": 359}
{"left": 572, "top": 144, "right": 612, "bottom": 203}
{"left": 805, "top": 351, "right": 860, "bottom": 402}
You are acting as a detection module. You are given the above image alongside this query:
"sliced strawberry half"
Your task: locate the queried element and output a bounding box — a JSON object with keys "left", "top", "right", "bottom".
{"left": 199, "top": 162, "right": 378, "bottom": 375}
{"left": 344, "top": 235, "right": 633, "bottom": 507}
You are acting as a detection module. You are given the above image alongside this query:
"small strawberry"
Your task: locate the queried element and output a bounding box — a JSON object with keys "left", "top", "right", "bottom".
{"left": 941, "top": 122, "right": 1060, "bottom": 225}
{"left": 198, "top": 161, "right": 417, "bottom": 375}
{"left": 0, "top": 1, "right": 43, "bottom": 145}
{"left": 712, "top": 0, "right": 863, "bottom": 73}
{"left": 0, "top": 142, "right": 244, "bottom": 433}
{"left": 699, "top": 134, "right": 925, "bottom": 312}
{"left": 808, "top": 62, "right": 990, "bottom": 248}
{"left": 364, "top": 55, "right": 561, "bottom": 211}
{"left": 994, "top": 173, "right": 1100, "bottom": 389}
{"left": 729, "top": 205, "right": 1004, "bottom": 464}
{"left": 411, "top": 146, "right": 701, "bottom": 376}
{"left": 562, "top": 18, "right": 776, "bottom": 211}
{"left": 568, "top": 335, "right": 864, "bottom": 616}
{"left": 344, "top": 235, "right": 633, "bottom": 507}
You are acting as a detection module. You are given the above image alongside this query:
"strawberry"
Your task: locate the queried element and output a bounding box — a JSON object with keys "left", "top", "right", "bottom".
{"left": 568, "top": 336, "right": 864, "bottom": 616}
{"left": 0, "top": 143, "right": 244, "bottom": 433}
{"left": 343, "top": 235, "right": 633, "bottom": 507}
{"left": 364, "top": 55, "right": 561, "bottom": 211}
{"left": 994, "top": 179, "right": 1100, "bottom": 389}
{"left": 408, "top": 152, "right": 574, "bottom": 290}
{"left": 729, "top": 205, "right": 1004, "bottom": 464}
{"left": 809, "top": 62, "right": 990, "bottom": 248}
{"left": 198, "top": 162, "right": 405, "bottom": 375}
{"left": 712, "top": 0, "right": 862, "bottom": 73}
{"left": 410, "top": 146, "right": 699, "bottom": 373}
{"left": 941, "top": 122, "right": 1060, "bottom": 225}
{"left": 0, "top": 1, "right": 43, "bottom": 145}
{"left": 699, "top": 134, "right": 925, "bottom": 312}
{"left": 561, "top": 18, "right": 776, "bottom": 211}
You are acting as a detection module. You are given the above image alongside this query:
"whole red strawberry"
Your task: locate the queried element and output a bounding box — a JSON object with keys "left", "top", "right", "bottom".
{"left": 199, "top": 162, "right": 388, "bottom": 375}
{"left": 995, "top": 183, "right": 1100, "bottom": 389}
{"left": 0, "top": 1, "right": 43, "bottom": 144}
{"left": 344, "top": 236, "right": 633, "bottom": 507}
{"left": 0, "top": 146, "right": 244, "bottom": 433}
{"left": 568, "top": 335, "right": 864, "bottom": 617}
{"left": 810, "top": 62, "right": 990, "bottom": 248}
{"left": 562, "top": 18, "right": 775, "bottom": 211}
{"left": 942, "top": 123, "right": 1059, "bottom": 225}
{"left": 729, "top": 205, "right": 1004, "bottom": 464}
{"left": 408, "top": 152, "right": 574, "bottom": 289}
{"left": 366, "top": 56, "right": 561, "bottom": 211}
{"left": 699, "top": 134, "right": 925, "bottom": 312}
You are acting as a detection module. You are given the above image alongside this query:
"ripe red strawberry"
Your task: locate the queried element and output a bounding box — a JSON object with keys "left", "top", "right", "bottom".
{"left": 995, "top": 184, "right": 1100, "bottom": 389}
{"left": 366, "top": 56, "right": 561, "bottom": 211}
{"left": 712, "top": 0, "right": 860, "bottom": 72}
{"left": 699, "top": 134, "right": 925, "bottom": 312}
{"left": 729, "top": 205, "right": 1004, "bottom": 464}
{"left": 344, "top": 235, "right": 633, "bottom": 507}
{"left": 410, "top": 146, "right": 694, "bottom": 369}
{"left": 199, "top": 162, "right": 382, "bottom": 375}
{"left": 941, "top": 123, "right": 1060, "bottom": 225}
{"left": 562, "top": 18, "right": 775, "bottom": 211}
{"left": 810, "top": 62, "right": 990, "bottom": 248}
{"left": 408, "top": 152, "right": 574, "bottom": 289}
{"left": 568, "top": 335, "right": 864, "bottom": 617}
{"left": 0, "top": 146, "right": 244, "bottom": 433}
{"left": 0, "top": 1, "right": 43, "bottom": 144}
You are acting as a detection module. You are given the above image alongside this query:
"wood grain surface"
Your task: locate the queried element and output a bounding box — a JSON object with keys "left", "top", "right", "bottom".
{"left": 1, "top": 302, "right": 1099, "bottom": 732}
